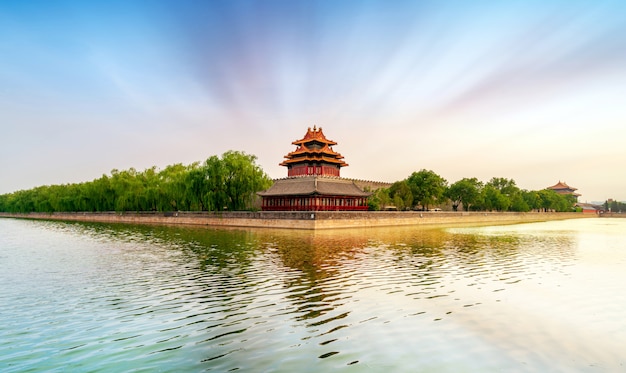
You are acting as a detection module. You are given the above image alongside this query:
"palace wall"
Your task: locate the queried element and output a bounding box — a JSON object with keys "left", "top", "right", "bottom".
{"left": 1, "top": 211, "right": 592, "bottom": 230}
{"left": 350, "top": 179, "right": 393, "bottom": 191}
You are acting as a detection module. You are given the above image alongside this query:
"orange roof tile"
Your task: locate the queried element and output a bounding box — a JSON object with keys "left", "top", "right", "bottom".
{"left": 291, "top": 125, "right": 338, "bottom": 146}
{"left": 547, "top": 181, "right": 577, "bottom": 191}
{"left": 280, "top": 156, "right": 348, "bottom": 167}
{"left": 281, "top": 126, "right": 348, "bottom": 169}
{"left": 285, "top": 143, "right": 344, "bottom": 158}
{"left": 258, "top": 176, "right": 371, "bottom": 197}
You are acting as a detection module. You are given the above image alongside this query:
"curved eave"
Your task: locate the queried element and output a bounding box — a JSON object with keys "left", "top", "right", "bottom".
{"left": 548, "top": 181, "right": 577, "bottom": 191}
{"left": 282, "top": 152, "right": 345, "bottom": 162}
{"left": 292, "top": 139, "right": 338, "bottom": 147}
{"left": 286, "top": 144, "right": 342, "bottom": 158}
{"left": 291, "top": 127, "right": 338, "bottom": 146}
{"left": 280, "top": 157, "right": 348, "bottom": 167}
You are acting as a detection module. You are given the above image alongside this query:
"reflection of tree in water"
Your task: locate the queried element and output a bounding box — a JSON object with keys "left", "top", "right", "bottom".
{"left": 335, "top": 225, "right": 580, "bottom": 301}
{"left": 61, "top": 220, "right": 579, "bottom": 328}
{"left": 71, "top": 222, "right": 369, "bottom": 324}
{"left": 362, "top": 224, "right": 577, "bottom": 265}
{"left": 428, "top": 226, "right": 578, "bottom": 290}
{"left": 172, "top": 227, "right": 261, "bottom": 270}
{"left": 63, "top": 221, "right": 263, "bottom": 272}
{"left": 443, "top": 227, "right": 578, "bottom": 268}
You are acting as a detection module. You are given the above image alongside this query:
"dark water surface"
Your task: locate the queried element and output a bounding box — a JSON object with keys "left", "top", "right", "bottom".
{"left": 1, "top": 217, "right": 625, "bottom": 372}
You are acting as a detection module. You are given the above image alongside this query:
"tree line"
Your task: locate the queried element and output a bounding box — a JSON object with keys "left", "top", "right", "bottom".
{"left": 367, "top": 169, "right": 579, "bottom": 212}
{"left": 0, "top": 151, "right": 272, "bottom": 213}
{"left": 1, "top": 156, "right": 584, "bottom": 214}
{"left": 604, "top": 200, "right": 626, "bottom": 213}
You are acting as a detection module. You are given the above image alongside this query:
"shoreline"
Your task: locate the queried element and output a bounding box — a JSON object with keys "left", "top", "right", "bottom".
{"left": 0, "top": 211, "right": 595, "bottom": 230}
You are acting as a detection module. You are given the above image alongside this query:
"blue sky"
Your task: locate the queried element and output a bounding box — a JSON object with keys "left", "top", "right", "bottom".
{"left": 1, "top": 0, "right": 625, "bottom": 202}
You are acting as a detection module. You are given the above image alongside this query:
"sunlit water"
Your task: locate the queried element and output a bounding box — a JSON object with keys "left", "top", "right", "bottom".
{"left": 1, "top": 217, "right": 625, "bottom": 372}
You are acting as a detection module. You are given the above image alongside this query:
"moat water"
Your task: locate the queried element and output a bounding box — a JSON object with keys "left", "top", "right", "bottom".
{"left": 1, "top": 217, "right": 625, "bottom": 372}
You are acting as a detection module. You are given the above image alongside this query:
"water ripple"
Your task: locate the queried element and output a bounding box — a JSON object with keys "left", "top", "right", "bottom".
{"left": 1, "top": 219, "right": 626, "bottom": 371}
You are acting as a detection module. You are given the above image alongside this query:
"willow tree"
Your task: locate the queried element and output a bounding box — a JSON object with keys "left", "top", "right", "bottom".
{"left": 184, "top": 151, "right": 272, "bottom": 211}
{"left": 221, "top": 151, "right": 272, "bottom": 211}
{"left": 159, "top": 163, "right": 194, "bottom": 211}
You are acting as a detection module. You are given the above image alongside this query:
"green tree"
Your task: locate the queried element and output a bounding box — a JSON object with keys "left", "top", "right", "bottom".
{"left": 605, "top": 200, "right": 626, "bottom": 213}
{"left": 522, "top": 190, "right": 541, "bottom": 211}
{"left": 556, "top": 193, "right": 577, "bottom": 212}
{"left": 389, "top": 181, "right": 413, "bottom": 211}
{"left": 0, "top": 194, "right": 7, "bottom": 212}
{"left": 184, "top": 151, "right": 272, "bottom": 211}
{"left": 159, "top": 163, "right": 192, "bottom": 211}
{"left": 509, "top": 192, "right": 530, "bottom": 212}
{"left": 367, "top": 187, "right": 391, "bottom": 211}
{"left": 445, "top": 177, "right": 483, "bottom": 211}
{"left": 484, "top": 177, "right": 525, "bottom": 211}
{"left": 203, "top": 155, "right": 227, "bottom": 211}
{"left": 221, "top": 151, "right": 272, "bottom": 211}
{"left": 92, "top": 175, "right": 115, "bottom": 211}
{"left": 110, "top": 168, "right": 146, "bottom": 212}
{"left": 486, "top": 177, "right": 518, "bottom": 196}
{"left": 140, "top": 166, "right": 160, "bottom": 211}
{"left": 406, "top": 169, "right": 447, "bottom": 210}
{"left": 480, "top": 185, "right": 510, "bottom": 211}
{"left": 537, "top": 189, "right": 574, "bottom": 212}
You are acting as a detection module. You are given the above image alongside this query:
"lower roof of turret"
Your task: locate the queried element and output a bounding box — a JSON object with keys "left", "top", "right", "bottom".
{"left": 257, "top": 176, "right": 371, "bottom": 197}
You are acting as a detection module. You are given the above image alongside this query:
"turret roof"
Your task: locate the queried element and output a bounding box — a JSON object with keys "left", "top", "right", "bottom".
{"left": 292, "top": 125, "right": 338, "bottom": 146}
{"left": 281, "top": 126, "right": 348, "bottom": 169}
{"left": 547, "top": 181, "right": 581, "bottom": 197}
{"left": 547, "top": 181, "right": 577, "bottom": 191}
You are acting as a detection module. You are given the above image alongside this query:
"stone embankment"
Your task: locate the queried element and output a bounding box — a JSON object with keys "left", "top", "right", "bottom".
{"left": 599, "top": 212, "right": 626, "bottom": 218}
{"left": 0, "top": 211, "right": 593, "bottom": 230}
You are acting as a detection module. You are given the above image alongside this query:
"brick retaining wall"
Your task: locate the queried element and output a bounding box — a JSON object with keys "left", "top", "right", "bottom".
{"left": 0, "top": 211, "right": 593, "bottom": 230}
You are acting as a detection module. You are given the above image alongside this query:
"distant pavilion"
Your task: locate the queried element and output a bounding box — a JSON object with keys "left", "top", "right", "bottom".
{"left": 258, "top": 126, "right": 371, "bottom": 211}
{"left": 547, "top": 181, "right": 581, "bottom": 200}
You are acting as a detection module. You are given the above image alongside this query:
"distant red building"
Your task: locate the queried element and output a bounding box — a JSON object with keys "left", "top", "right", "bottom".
{"left": 258, "top": 126, "right": 371, "bottom": 211}
{"left": 576, "top": 203, "right": 599, "bottom": 214}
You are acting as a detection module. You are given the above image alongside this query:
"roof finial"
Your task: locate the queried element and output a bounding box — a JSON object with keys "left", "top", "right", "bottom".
{"left": 313, "top": 125, "right": 317, "bottom": 131}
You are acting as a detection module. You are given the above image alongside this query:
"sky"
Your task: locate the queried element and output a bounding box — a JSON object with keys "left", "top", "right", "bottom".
{"left": 1, "top": 0, "right": 625, "bottom": 203}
